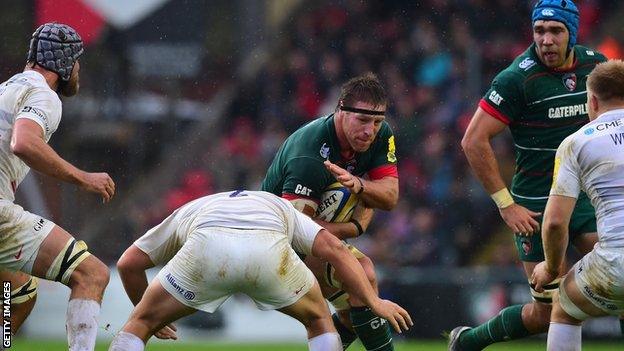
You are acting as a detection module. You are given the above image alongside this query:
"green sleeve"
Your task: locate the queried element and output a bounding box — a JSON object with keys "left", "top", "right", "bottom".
{"left": 482, "top": 70, "right": 525, "bottom": 123}
{"left": 281, "top": 157, "right": 332, "bottom": 201}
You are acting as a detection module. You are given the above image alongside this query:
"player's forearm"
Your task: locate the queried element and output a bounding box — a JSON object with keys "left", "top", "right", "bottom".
{"left": 315, "top": 219, "right": 358, "bottom": 239}
{"left": 327, "top": 245, "right": 378, "bottom": 306}
{"left": 463, "top": 139, "right": 508, "bottom": 194}
{"left": 357, "top": 177, "right": 398, "bottom": 210}
{"left": 118, "top": 268, "right": 150, "bottom": 306}
{"left": 117, "top": 245, "right": 156, "bottom": 305}
{"left": 12, "top": 137, "right": 85, "bottom": 186}
{"left": 542, "top": 224, "right": 568, "bottom": 274}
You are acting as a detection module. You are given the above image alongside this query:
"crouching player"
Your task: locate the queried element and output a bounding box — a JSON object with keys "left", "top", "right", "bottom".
{"left": 109, "top": 190, "right": 412, "bottom": 351}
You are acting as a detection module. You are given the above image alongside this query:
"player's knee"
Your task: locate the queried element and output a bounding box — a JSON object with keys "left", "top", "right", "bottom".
{"left": 71, "top": 257, "right": 110, "bottom": 291}
{"left": 524, "top": 302, "right": 552, "bottom": 331}
{"left": 116, "top": 254, "right": 132, "bottom": 274}
{"left": 303, "top": 310, "right": 333, "bottom": 333}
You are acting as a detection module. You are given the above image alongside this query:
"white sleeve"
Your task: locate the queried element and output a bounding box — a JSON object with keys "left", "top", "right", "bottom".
{"left": 289, "top": 205, "right": 323, "bottom": 256}
{"left": 15, "top": 88, "right": 61, "bottom": 140}
{"left": 134, "top": 210, "right": 185, "bottom": 265}
{"left": 550, "top": 136, "right": 581, "bottom": 198}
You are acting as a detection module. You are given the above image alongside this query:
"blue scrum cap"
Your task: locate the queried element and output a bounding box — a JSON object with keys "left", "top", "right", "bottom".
{"left": 532, "top": 0, "right": 579, "bottom": 52}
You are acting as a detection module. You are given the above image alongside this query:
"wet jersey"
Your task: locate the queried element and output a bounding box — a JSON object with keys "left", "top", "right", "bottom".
{"left": 135, "top": 190, "right": 324, "bottom": 264}
{"left": 480, "top": 44, "right": 606, "bottom": 200}
{"left": 552, "top": 109, "right": 624, "bottom": 248}
{"left": 0, "top": 71, "right": 62, "bottom": 201}
{"left": 260, "top": 114, "right": 397, "bottom": 205}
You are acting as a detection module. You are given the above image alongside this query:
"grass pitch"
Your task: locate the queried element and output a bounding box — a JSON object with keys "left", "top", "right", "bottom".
{"left": 10, "top": 338, "right": 622, "bottom": 350}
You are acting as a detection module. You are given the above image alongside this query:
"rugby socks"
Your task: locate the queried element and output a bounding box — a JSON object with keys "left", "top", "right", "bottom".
{"left": 332, "top": 313, "right": 357, "bottom": 349}
{"left": 108, "top": 331, "right": 145, "bottom": 351}
{"left": 66, "top": 299, "right": 100, "bottom": 351}
{"left": 308, "top": 332, "right": 342, "bottom": 351}
{"left": 350, "top": 306, "right": 393, "bottom": 351}
{"left": 459, "top": 305, "right": 530, "bottom": 350}
{"left": 547, "top": 322, "right": 581, "bottom": 351}
{"left": 620, "top": 318, "right": 624, "bottom": 335}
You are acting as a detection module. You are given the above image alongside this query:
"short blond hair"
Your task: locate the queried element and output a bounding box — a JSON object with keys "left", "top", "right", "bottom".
{"left": 587, "top": 59, "right": 624, "bottom": 102}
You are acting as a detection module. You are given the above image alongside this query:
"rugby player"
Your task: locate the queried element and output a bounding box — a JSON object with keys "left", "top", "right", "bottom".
{"left": 262, "top": 72, "right": 399, "bottom": 350}
{"left": 532, "top": 59, "right": 624, "bottom": 351}
{"left": 451, "top": 1, "right": 608, "bottom": 349}
{"left": 109, "top": 190, "right": 412, "bottom": 351}
{"left": 0, "top": 23, "right": 115, "bottom": 350}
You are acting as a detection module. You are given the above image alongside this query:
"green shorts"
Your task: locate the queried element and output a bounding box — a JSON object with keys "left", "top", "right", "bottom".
{"left": 513, "top": 193, "right": 596, "bottom": 262}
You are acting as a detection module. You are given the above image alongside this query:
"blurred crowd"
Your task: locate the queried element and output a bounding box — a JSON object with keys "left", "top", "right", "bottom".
{"left": 43, "top": 1, "right": 622, "bottom": 268}
{"left": 129, "top": 0, "right": 624, "bottom": 269}
{"left": 218, "top": 0, "right": 623, "bottom": 269}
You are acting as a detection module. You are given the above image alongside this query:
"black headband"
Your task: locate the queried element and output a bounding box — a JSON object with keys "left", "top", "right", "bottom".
{"left": 340, "top": 106, "right": 386, "bottom": 116}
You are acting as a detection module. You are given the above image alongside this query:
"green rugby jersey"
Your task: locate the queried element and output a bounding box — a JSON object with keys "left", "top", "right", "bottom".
{"left": 261, "top": 114, "right": 398, "bottom": 203}
{"left": 480, "top": 44, "right": 606, "bottom": 199}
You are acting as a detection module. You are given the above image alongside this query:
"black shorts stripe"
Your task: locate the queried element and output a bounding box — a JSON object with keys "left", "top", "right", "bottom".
{"left": 328, "top": 290, "right": 347, "bottom": 302}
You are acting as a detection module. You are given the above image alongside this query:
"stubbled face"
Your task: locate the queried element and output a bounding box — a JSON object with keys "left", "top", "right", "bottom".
{"left": 340, "top": 101, "right": 385, "bottom": 152}
{"left": 59, "top": 61, "right": 80, "bottom": 97}
{"left": 533, "top": 20, "right": 570, "bottom": 68}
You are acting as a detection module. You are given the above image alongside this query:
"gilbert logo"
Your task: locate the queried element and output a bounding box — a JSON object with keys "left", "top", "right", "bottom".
{"left": 541, "top": 8, "right": 555, "bottom": 16}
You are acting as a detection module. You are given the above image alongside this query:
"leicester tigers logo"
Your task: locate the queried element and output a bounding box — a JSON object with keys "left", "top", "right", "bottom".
{"left": 562, "top": 73, "right": 577, "bottom": 92}
{"left": 521, "top": 238, "right": 532, "bottom": 255}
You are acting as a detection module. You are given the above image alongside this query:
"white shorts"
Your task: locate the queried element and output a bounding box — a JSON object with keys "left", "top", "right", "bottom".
{"left": 0, "top": 200, "right": 55, "bottom": 272}
{"left": 156, "top": 227, "right": 315, "bottom": 313}
{"left": 573, "top": 246, "right": 624, "bottom": 316}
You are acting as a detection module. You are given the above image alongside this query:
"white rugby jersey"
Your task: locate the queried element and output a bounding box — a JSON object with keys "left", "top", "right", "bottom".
{"left": 0, "top": 71, "right": 62, "bottom": 201}
{"left": 134, "top": 190, "right": 323, "bottom": 264}
{"left": 551, "top": 108, "right": 624, "bottom": 248}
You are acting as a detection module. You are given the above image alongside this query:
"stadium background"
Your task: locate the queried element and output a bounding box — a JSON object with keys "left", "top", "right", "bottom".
{"left": 2, "top": 0, "right": 623, "bottom": 349}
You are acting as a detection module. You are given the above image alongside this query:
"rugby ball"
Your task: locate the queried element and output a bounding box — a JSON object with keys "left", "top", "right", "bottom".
{"left": 315, "top": 182, "right": 360, "bottom": 223}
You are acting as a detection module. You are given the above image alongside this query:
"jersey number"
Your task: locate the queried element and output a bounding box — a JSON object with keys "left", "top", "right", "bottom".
{"left": 229, "top": 190, "right": 248, "bottom": 197}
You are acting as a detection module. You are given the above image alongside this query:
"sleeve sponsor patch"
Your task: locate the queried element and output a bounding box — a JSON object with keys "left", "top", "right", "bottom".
{"left": 387, "top": 135, "right": 397, "bottom": 163}
{"left": 518, "top": 57, "right": 536, "bottom": 71}
{"left": 488, "top": 90, "right": 504, "bottom": 106}
{"left": 21, "top": 106, "right": 50, "bottom": 133}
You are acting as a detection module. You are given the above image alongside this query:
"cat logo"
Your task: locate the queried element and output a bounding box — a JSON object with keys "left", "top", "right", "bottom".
{"left": 294, "top": 184, "right": 312, "bottom": 196}
{"left": 562, "top": 73, "right": 577, "bottom": 92}
{"left": 319, "top": 143, "right": 330, "bottom": 159}
{"left": 489, "top": 91, "right": 504, "bottom": 106}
